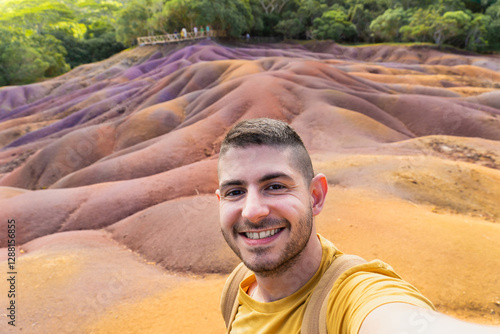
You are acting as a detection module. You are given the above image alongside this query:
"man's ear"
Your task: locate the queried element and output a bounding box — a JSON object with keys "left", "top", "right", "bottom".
{"left": 310, "top": 173, "right": 328, "bottom": 216}
{"left": 215, "top": 189, "right": 221, "bottom": 201}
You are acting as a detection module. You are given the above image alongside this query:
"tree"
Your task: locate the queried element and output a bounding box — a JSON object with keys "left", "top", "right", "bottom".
{"left": 348, "top": 3, "right": 377, "bottom": 42}
{"left": 387, "top": 0, "right": 433, "bottom": 10}
{"left": 400, "top": 7, "right": 436, "bottom": 43}
{"left": 344, "top": 0, "right": 391, "bottom": 16}
{"left": 485, "top": 0, "right": 500, "bottom": 19}
{"left": 158, "top": 0, "right": 200, "bottom": 32}
{"left": 484, "top": 0, "right": 500, "bottom": 49}
{"left": 32, "top": 33, "right": 70, "bottom": 77}
{"left": 274, "top": 0, "right": 329, "bottom": 39}
{"left": 465, "top": 13, "right": 491, "bottom": 50}
{"left": 0, "top": 0, "right": 124, "bottom": 85}
{"left": 312, "top": 8, "right": 357, "bottom": 41}
{"left": 248, "top": 0, "right": 266, "bottom": 35}
{"left": 197, "top": 0, "right": 254, "bottom": 37}
{"left": 0, "top": 27, "right": 51, "bottom": 85}
{"left": 296, "top": 0, "right": 329, "bottom": 27}
{"left": 463, "top": 0, "right": 497, "bottom": 13}
{"left": 258, "top": 0, "right": 291, "bottom": 14}
{"left": 0, "top": 0, "right": 71, "bottom": 86}
{"left": 370, "top": 7, "right": 409, "bottom": 42}
{"left": 275, "top": 17, "right": 306, "bottom": 38}
{"left": 437, "top": 0, "right": 467, "bottom": 12}
{"left": 432, "top": 10, "right": 470, "bottom": 46}
{"left": 0, "top": 0, "right": 75, "bottom": 33}
{"left": 115, "top": 0, "right": 153, "bottom": 45}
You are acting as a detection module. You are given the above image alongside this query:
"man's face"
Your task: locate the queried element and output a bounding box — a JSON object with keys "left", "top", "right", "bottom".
{"left": 216, "top": 145, "right": 314, "bottom": 277}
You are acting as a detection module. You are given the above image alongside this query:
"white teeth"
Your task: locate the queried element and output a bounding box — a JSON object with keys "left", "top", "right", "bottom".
{"left": 245, "top": 228, "right": 280, "bottom": 240}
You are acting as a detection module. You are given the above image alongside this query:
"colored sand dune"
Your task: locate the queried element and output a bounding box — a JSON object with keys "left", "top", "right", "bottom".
{"left": 0, "top": 40, "right": 499, "bottom": 333}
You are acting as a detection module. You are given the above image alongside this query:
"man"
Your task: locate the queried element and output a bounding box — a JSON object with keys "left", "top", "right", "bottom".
{"left": 216, "top": 118, "right": 499, "bottom": 333}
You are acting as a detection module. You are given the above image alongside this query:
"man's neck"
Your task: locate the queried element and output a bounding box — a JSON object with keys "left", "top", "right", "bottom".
{"left": 251, "top": 233, "right": 323, "bottom": 302}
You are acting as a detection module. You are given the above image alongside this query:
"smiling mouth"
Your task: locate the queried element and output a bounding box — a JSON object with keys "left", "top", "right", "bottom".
{"left": 244, "top": 228, "right": 283, "bottom": 240}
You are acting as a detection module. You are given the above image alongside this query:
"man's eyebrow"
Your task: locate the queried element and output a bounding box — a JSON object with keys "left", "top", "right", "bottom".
{"left": 220, "top": 173, "right": 294, "bottom": 189}
{"left": 258, "top": 172, "right": 294, "bottom": 183}
{"left": 220, "top": 180, "right": 246, "bottom": 189}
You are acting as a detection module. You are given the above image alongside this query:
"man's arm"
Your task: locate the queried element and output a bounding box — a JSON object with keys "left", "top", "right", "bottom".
{"left": 359, "top": 303, "right": 500, "bottom": 334}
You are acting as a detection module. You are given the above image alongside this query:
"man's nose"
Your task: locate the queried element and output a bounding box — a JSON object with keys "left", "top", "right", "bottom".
{"left": 242, "top": 189, "right": 269, "bottom": 223}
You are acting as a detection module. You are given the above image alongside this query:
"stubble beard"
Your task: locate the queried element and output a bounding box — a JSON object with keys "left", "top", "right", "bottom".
{"left": 221, "top": 211, "right": 313, "bottom": 278}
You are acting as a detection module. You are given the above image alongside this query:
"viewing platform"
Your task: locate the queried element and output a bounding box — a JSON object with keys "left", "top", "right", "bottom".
{"left": 137, "top": 30, "right": 226, "bottom": 46}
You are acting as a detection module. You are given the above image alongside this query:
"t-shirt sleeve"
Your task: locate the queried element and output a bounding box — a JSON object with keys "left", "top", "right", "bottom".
{"left": 326, "top": 260, "right": 435, "bottom": 334}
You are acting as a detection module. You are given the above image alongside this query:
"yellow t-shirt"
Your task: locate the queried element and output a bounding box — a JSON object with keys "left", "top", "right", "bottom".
{"left": 229, "top": 234, "right": 434, "bottom": 334}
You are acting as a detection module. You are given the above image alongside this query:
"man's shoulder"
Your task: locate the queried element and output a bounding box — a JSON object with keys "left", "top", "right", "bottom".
{"left": 317, "top": 234, "right": 401, "bottom": 282}
{"left": 324, "top": 258, "right": 434, "bottom": 334}
{"left": 221, "top": 262, "right": 254, "bottom": 330}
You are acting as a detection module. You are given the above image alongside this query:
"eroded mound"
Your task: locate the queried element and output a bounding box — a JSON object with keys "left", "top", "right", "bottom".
{"left": 107, "top": 194, "right": 239, "bottom": 273}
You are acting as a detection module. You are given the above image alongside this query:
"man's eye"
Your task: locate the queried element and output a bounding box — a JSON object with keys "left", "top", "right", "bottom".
{"left": 225, "top": 189, "right": 244, "bottom": 197}
{"left": 267, "top": 184, "right": 285, "bottom": 191}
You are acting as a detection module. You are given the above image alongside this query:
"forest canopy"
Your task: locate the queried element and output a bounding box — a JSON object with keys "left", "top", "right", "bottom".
{"left": 0, "top": 0, "right": 126, "bottom": 86}
{"left": 1, "top": 0, "right": 500, "bottom": 86}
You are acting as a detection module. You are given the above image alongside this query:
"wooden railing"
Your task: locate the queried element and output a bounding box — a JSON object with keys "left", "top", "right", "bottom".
{"left": 137, "top": 30, "right": 226, "bottom": 46}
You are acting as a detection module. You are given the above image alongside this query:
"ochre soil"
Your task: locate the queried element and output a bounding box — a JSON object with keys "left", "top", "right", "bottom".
{"left": 1, "top": 41, "right": 500, "bottom": 333}
{"left": 1, "top": 187, "right": 498, "bottom": 333}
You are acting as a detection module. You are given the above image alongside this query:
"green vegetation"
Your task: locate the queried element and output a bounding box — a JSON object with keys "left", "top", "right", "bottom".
{"left": 2, "top": 0, "right": 500, "bottom": 86}
{"left": 0, "top": 0, "right": 126, "bottom": 86}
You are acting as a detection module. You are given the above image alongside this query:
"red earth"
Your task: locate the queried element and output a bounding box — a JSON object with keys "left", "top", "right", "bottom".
{"left": 1, "top": 40, "right": 499, "bottom": 333}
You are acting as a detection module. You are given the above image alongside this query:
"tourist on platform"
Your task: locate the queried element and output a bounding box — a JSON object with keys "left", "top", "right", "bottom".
{"left": 194, "top": 26, "right": 198, "bottom": 37}
{"left": 181, "top": 27, "right": 187, "bottom": 39}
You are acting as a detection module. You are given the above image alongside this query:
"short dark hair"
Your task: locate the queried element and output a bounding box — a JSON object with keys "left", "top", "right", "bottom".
{"left": 219, "top": 118, "right": 314, "bottom": 183}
